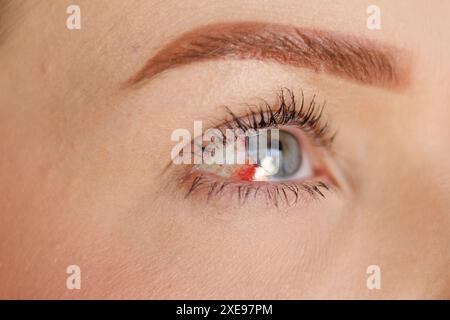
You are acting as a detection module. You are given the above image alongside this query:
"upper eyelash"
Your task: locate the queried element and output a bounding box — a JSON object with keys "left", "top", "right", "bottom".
{"left": 189, "top": 88, "right": 335, "bottom": 158}
{"left": 217, "top": 88, "right": 336, "bottom": 148}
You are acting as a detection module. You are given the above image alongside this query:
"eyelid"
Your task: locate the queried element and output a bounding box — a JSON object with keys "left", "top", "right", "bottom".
{"left": 217, "top": 88, "right": 336, "bottom": 151}
{"left": 182, "top": 172, "right": 332, "bottom": 207}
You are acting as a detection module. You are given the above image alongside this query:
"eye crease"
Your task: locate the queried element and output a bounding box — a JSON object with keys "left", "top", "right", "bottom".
{"left": 176, "top": 89, "right": 338, "bottom": 207}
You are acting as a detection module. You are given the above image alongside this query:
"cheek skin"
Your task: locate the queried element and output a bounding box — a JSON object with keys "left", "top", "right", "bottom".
{"left": 142, "top": 193, "right": 350, "bottom": 299}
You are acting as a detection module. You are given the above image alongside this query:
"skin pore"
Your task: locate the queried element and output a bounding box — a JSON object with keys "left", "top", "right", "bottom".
{"left": 0, "top": 0, "right": 449, "bottom": 299}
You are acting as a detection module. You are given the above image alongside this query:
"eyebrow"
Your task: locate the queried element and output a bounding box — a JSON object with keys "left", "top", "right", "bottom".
{"left": 127, "top": 22, "right": 410, "bottom": 89}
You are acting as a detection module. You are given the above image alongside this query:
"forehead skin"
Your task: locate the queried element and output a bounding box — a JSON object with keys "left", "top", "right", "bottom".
{"left": 0, "top": 0, "right": 449, "bottom": 298}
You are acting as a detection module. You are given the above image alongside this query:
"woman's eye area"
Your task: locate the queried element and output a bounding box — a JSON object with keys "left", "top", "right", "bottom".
{"left": 177, "top": 90, "right": 336, "bottom": 204}
{"left": 194, "top": 127, "right": 314, "bottom": 183}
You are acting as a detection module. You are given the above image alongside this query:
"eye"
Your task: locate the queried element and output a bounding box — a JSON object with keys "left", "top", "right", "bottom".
{"left": 196, "top": 128, "right": 313, "bottom": 183}
{"left": 177, "top": 89, "right": 337, "bottom": 207}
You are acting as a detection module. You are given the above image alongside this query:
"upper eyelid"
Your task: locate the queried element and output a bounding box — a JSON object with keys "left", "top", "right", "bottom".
{"left": 212, "top": 89, "right": 336, "bottom": 149}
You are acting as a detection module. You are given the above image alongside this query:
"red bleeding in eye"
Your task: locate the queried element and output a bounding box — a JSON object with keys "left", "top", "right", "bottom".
{"left": 234, "top": 164, "right": 257, "bottom": 181}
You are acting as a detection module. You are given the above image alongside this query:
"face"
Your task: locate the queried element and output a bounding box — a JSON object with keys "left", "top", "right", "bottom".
{"left": 0, "top": 0, "right": 449, "bottom": 299}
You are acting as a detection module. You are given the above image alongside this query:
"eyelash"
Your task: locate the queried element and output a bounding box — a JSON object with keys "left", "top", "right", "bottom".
{"left": 220, "top": 88, "right": 335, "bottom": 148}
{"left": 185, "top": 175, "right": 331, "bottom": 207}
{"left": 181, "top": 88, "right": 336, "bottom": 207}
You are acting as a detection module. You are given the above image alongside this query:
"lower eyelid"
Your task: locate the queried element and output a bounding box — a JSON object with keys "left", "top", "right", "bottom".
{"left": 181, "top": 171, "right": 333, "bottom": 208}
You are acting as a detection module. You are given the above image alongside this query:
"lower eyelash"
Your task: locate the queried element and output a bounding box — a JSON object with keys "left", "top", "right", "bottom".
{"left": 184, "top": 173, "right": 331, "bottom": 207}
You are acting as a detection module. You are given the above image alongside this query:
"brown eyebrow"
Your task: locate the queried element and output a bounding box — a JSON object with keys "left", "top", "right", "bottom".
{"left": 127, "top": 22, "right": 410, "bottom": 89}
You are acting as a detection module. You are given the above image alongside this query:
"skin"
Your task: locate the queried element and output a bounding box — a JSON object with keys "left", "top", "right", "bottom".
{"left": 0, "top": 0, "right": 449, "bottom": 299}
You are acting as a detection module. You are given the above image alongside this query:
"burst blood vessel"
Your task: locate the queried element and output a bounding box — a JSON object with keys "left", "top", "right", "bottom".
{"left": 235, "top": 164, "right": 257, "bottom": 181}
